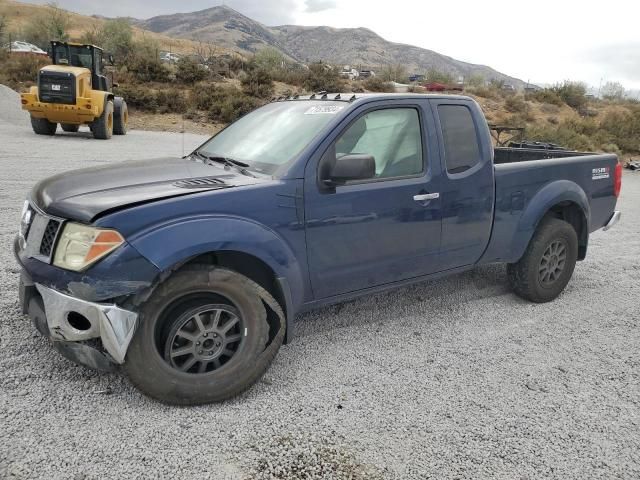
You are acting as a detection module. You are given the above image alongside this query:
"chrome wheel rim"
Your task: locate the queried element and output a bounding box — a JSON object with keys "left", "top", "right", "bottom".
{"left": 538, "top": 240, "right": 567, "bottom": 287}
{"left": 164, "top": 304, "right": 243, "bottom": 374}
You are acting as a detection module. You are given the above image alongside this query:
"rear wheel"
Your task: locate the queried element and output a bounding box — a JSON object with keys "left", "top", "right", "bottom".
{"left": 508, "top": 217, "right": 578, "bottom": 303}
{"left": 92, "top": 100, "right": 113, "bottom": 139}
{"left": 30, "top": 116, "right": 57, "bottom": 135}
{"left": 61, "top": 123, "right": 80, "bottom": 133}
{"left": 113, "top": 97, "right": 128, "bottom": 135}
{"left": 125, "top": 266, "right": 284, "bottom": 405}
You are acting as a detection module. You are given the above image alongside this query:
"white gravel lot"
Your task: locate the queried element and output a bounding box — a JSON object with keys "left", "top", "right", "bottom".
{"left": 1, "top": 96, "right": 639, "bottom": 479}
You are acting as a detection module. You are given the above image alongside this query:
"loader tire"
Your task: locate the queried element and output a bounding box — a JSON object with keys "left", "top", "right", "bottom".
{"left": 92, "top": 100, "right": 113, "bottom": 140}
{"left": 30, "top": 116, "right": 57, "bottom": 136}
{"left": 61, "top": 123, "right": 80, "bottom": 133}
{"left": 113, "top": 97, "right": 128, "bottom": 135}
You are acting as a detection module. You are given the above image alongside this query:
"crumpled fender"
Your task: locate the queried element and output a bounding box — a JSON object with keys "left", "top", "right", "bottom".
{"left": 128, "top": 215, "right": 305, "bottom": 311}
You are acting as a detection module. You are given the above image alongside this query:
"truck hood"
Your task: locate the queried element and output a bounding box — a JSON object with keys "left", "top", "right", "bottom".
{"left": 31, "top": 157, "right": 263, "bottom": 222}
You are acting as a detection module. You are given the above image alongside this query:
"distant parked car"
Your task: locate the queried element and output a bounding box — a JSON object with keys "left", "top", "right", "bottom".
{"left": 5, "top": 41, "right": 48, "bottom": 56}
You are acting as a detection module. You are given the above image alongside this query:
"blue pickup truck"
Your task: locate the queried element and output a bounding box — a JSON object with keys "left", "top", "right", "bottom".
{"left": 15, "top": 94, "right": 621, "bottom": 404}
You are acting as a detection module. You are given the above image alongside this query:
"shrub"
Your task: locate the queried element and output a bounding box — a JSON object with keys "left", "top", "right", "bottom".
{"left": 155, "top": 88, "right": 188, "bottom": 114}
{"left": 114, "top": 84, "right": 158, "bottom": 111}
{"left": 363, "top": 76, "right": 395, "bottom": 93}
{"left": 206, "top": 87, "right": 262, "bottom": 123}
{"left": 303, "top": 63, "right": 345, "bottom": 93}
{"left": 527, "top": 88, "right": 564, "bottom": 106}
{"left": 126, "top": 56, "right": 171, "bottom": 83}
{"left": 0, "top": 54, "right": 50, "bottom": 89}
{"left": 176, "top": 57, "right": 208, "bottom": 84}
{"left": 552, "top": 81, "right": 587, "bottom": 110}
{"left": 241, "top": 67, "right": 274, "bottom": 98}
{"left": 504, "top": 95, "right": 527, "bottom": 113}
{"left": 425, "top": 69, "right": 453, "bottom": 84}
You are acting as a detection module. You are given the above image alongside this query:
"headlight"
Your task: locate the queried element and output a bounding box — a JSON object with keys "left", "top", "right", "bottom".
{"left": 53, "top": 223, "right": 124, "bottom": 271}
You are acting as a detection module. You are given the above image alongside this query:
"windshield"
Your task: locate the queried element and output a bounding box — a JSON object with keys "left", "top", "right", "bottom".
{"left": 54, "top": 45, "right": 93, "bottom": 69}
{"left": 196, "top": 101, "right": 346, "bottom": 175}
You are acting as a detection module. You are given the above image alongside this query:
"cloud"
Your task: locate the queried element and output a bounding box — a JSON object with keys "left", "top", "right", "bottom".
{"left": 584, "top": 43, "right": 640, "bottom": 80}
{"left": 304, "top": 0, "right": 337, "bottom": 12}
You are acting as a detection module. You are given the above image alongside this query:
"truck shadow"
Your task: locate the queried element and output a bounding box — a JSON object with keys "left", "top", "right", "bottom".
{"left": 292, "top": 264, "right": 511, "bottom": 339}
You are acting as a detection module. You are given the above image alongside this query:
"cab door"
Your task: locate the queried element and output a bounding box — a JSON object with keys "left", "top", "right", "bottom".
{"left": 304, "top": 99, "right": 443, "bottom": 299}
{"left": 430, "top": 100, "right": 494, "bottom": 270}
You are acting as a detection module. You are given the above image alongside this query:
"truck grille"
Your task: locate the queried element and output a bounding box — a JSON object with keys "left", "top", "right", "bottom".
{"left": 22, "top": 207, "right": 64, "bottom": 262}
{"left": 38, "top": 71, "right": 76, "bottom": 105}
{"left": 39, "top": 219, "right": 61, "bottom": 257}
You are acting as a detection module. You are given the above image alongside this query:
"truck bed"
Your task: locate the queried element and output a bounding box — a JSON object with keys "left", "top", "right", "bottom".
{"left": 494, "top": 147, "right": 591, "bottom": 164}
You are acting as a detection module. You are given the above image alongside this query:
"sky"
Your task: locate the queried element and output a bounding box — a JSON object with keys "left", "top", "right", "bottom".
{"left": 19, "top": 0, "right": 640, "bottom": 91}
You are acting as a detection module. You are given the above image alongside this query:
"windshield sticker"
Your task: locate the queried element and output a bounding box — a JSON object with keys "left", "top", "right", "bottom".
{"left": 592, "top": 167, "right": 610, "bottom": 180}
{"left": 304, "top": 105, "right": 345, "bottom": 115}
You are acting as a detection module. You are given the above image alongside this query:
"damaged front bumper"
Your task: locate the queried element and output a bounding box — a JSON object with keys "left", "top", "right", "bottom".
{"left": 22, "top": 275, "right": 139, "bottom": 370}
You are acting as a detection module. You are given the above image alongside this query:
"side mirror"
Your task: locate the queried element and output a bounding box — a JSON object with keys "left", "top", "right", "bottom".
{"left": 328, "top": 154, "right": 375, "bottom": 184}
{"left": 108, "top": 54, "right": 115, "bottom": 66}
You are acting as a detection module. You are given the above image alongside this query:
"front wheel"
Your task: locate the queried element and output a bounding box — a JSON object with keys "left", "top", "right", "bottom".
{"left": 507, "top": 217, "right": 578, "bottom": 303}
{"left": 113, "top": 97, "right": 128, "bottom": 135}
{"left": 125, "top": 266, "right": 284, "bottom": 405}
{"left": 92, "top": 100, "right": 113, "bottom": 139}
{"left": 30, "top": 116, "right": 57, "bottom": 135}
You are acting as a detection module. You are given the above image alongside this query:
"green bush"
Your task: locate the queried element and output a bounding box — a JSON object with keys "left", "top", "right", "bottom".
{"left": 504, "top": 95, "right": 527, "bottom": 113}
{"left": 303, "top": 63, "right": 345, "bottom": 93}
{"left": 552, "top": 81, "right": 587, "bottom": 110}
{"left": 526, "top": 89, "right": 563, "bottom": 106}
{"left": 241, "top": 68, "right": 274, "bottom": 98}
{"left": 0, "top": 54, "right": 50, "bottom": 89}
{"left": 125, "top": 56, "right": 171, "bottom": 83}
{"left": 206, "top": 87, "right": 262, "bottom": 123}
{"left": 176, "top": 57, "right": 208, "bottom": 84}
{"left": 114, "top": 84, "right": 158, "bottom": 111}
{"left": 156, "top": 88, "right": 188, "bottom": 114}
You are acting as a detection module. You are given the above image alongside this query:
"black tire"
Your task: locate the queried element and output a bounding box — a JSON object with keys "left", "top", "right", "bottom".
{"left": 92, "top": 100, "right": 113, "bottom": 139}
{"left": 113, "top": 97, "right": 128, "bottom": 135}
{"left": 125, "top": 266, "right": 284, "bottom": 405}
{"left": 30, "top": 116, "right": 57, "bottom": 135}
{"left": 507, "top": 217, "right": 578, "bottom": 303}
{"left": 61, "top": 123, "right": 80, "bottom": 133}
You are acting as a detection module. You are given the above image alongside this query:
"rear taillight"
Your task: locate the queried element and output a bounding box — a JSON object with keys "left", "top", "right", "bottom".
{"left": 614, "top": 162, "right": 622, "bottom": 197}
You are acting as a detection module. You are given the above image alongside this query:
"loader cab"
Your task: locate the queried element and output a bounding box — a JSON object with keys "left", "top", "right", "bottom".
{"left": 49, "top": 41, "right": 110, "bottom": 92}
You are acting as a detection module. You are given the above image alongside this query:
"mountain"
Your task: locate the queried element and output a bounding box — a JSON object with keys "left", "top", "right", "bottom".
{"left": 137, "top": 6, "right": 523, "bottom": 86}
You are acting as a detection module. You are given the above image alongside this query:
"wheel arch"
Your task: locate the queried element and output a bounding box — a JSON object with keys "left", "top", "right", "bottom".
{"left": 128, "top": 217, "right": 304, "bottom": 342}
{"left": 515, "top": 180, "right": 590, "bottom": 262}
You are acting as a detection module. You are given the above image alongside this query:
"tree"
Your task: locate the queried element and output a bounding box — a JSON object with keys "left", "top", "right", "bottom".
{"left": 379, "top": 64, "right": 408, "bottom": 83}
{"left": 601, "top": 81, "right": 626, "bottom": 101}
{"left": 252, "top": 47, "right": 285, "bottom": 72}
{"left": 425, "top": 68, "right": 453, "bottom": 84}
{"left": 23, "top": 2, "right": 70, "bottom": 49}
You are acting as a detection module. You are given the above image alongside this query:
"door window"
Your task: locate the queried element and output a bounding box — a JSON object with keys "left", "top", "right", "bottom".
{"left": 438, "top": 105, "right": 481, "bottom": 174}
{"left": 335, "top": 108, "right": 423, "bottom": 179}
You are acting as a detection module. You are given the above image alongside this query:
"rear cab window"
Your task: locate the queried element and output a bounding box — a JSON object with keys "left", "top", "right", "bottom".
{"left": 437, "top": 105, "right": 482, "bottom": 174}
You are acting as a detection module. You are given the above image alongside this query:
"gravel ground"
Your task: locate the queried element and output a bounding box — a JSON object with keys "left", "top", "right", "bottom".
{"left": 1, "top": 98, "right": 639, "bottom": 479}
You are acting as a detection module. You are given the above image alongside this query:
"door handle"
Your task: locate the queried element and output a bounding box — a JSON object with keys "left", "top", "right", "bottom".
{"left": 413, "top": 193, "right": 440, "bottom": 202}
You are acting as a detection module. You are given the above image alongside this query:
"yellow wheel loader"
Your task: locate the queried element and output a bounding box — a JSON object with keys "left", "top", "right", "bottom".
{"left": 20, "top": 41, "right": 128, "bottom": 139}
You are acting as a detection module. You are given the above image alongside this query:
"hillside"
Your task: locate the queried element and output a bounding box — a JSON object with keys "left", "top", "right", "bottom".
{"left": 137, "top": 5, "right": 524, "bottom": 86}
{"left": 0, "top": 0, "right": 234, "bottom": 56}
